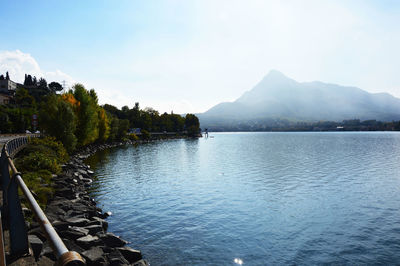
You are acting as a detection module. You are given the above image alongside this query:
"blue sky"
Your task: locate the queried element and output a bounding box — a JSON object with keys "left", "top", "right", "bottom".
{"left": 1, "top": 0, "right": 400, "bottom": 113}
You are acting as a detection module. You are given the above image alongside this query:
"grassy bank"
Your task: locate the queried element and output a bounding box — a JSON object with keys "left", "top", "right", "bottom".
{"left": 15, "top": 137, "right": 69, "bottom": 208}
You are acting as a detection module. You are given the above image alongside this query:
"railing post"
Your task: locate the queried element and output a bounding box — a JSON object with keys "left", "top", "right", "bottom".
{"left": 0, "top": 147, "right": 29, "bottom": 257}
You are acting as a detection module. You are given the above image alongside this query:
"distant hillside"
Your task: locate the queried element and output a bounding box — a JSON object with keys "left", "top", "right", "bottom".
{"left": 198, "top": 70, "right": 400, "bottom": 130}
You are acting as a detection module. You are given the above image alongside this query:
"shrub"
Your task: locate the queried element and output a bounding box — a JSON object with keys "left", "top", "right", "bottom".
{"left": 20, "top": 170, "right": 54, "bottom": 208}
{"left": 141, "top": 129, "right": 150, "bottom": 140}
{"left": 128, "top": 133, "right": 139, "bottom": 141}
{"left": 29, "top": 137, "right": 69, "bottom": 163}
{"left": 14, "top": 137, "right": 68, "bottom": 208}
{"left": 17, "top": 152, "right": 61, "bottom": 174}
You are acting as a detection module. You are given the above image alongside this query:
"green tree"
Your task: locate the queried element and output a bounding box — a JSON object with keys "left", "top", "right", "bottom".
{"left": 38, "top": 77, "right": 47, "bottom": 89}
{"left": 49, "top": 82, "right": 63, "bottom": 93}
{"left": 98, "top": 107, "right": 110, "bottom": 143}
{"left": 40, "top": 95, "right": 77, "bottom": 152}
{"left": 117, "top": 119, "right": 129, "bottom": 140}
{"left": 73, "top": 84, "right": 99, "bottom": 146}
{"left": 108, "top": 116, "right": 119, "bottom": 142}
{"left": 15, "top": 88, "right": 36, "bottom": 107}
{"left": 185, "top": 114, "right": 200, "bottom": 137}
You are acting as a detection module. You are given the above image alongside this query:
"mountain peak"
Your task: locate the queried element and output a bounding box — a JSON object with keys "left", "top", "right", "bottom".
{"left": 264, "top": 69, "right": 288, "bottom": 79}
{"left": 201, "top": 70, "right": 400, "bottom": 126}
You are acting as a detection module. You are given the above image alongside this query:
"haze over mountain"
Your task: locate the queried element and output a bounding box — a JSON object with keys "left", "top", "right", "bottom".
{"left": 199, "top": 70, "right": 400, "bottom": 130}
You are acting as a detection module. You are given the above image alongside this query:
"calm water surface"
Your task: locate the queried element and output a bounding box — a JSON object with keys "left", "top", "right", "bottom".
{"left": 86, "top": 132, "right": 400, "bottom": 265}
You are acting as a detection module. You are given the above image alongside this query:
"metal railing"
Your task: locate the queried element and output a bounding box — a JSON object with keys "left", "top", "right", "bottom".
{"left": 0, "top": 136, "right": 85, "bottom": 265}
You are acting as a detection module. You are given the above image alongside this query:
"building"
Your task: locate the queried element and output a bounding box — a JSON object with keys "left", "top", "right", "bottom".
{"left": 0, "top": 79, "right": 17, "bottom": 94}
{"left": 0, "top": 93, "right": 13, "bottom": 105}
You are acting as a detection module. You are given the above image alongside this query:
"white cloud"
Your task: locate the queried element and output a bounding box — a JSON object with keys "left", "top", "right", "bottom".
{"left": 0, "top": 50, "right": 75, "bottom": 86}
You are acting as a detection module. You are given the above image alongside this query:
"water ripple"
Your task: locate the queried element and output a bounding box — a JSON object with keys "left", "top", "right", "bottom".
{"left": 86, "top": 132, "right": 400, "bottom": 265}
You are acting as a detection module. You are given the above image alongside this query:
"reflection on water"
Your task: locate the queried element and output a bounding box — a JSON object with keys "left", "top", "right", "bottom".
{"left": 86, "top": 133, "right": 400, "bottom": 265}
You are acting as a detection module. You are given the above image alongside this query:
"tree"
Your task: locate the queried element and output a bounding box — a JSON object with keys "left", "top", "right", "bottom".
{"left": 40, "top": 95, "right": 77, "bottom": 152}
{"left": 49, "top": 82, "right": 63, "bottom": 92}
{"left": 97, "top": 107, "right": 110, "bottom": 142}
{"left": 117, "top": 119, "right": 129, "bottom": 140}
{"left": 38, "top": 77, "right": 48, "bottom": 89}
{"left": 15, "top": 88, "right": 35, "bottom": 107}
{"left": 185, "top": 114, "right": 200, "bottom": 137}
{"left": 103, "top": 104, "right": 121, "bottom": 118}
{"left": 6, "top": 72, "right": 9, "bottom": 80}
{"left": 108, "top": 116, "right": 119, "bottom": 142}
{"left": 24, "top": 74, "right": 33, "bottom": 86}
{"left": 72, "top": 84, "right": 99, "bottom": 146}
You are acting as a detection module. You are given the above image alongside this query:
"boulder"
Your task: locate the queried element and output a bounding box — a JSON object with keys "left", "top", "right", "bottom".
{"left": 106, "top": 249, "right": 130, "bottom": 265}
{"left": 117, "top": 246, "right": 142, "bottom": 263}
{"left": 65, "top": 217, "right": 90, "bottom": 227}
{"left": 85, "top": 224, "right": 103, "bottom": 235}
{"left": 62, "top": 238, "right": 85, "bottom": 254}
{"left": 40, "top": 245, "right": 56, "bottom": 261}
{"left": 28, "top": 234, "right": 43, "bottom": 261}
{"left": 59, "top": 228, "right": 88, "bottom": 240}
{"left": 90, "top": 217, "right": 108, "bottom": 231}
{"left": 132, "top": 259, "right": 150, "bottom": 266}
{"left": 52, "top": 221, "right": 70, "bottom": 231}
{"left": 99, "top": 233, "right": 127, "bottom": 247}
{"left": 76, "top": 235, "right": 102, "bottom": 249}
{"left": 82, "top": 246, "right": 107, "bottom": 265}
{"left": 28, "top": 227, "right": 46, "bottom": 242}
{"left": 22, "top": 207, "right": 32, "bottom": 216}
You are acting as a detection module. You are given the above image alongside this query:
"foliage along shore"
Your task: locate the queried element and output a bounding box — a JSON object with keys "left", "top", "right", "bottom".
{"left": 2, "top": 73, "right": 200, "bottom": 264}
{"left": 1, "top": 73, "right": 201, "bottom": 154}
{"left": 205, "top": 118, "right": 400, "bottom": 132}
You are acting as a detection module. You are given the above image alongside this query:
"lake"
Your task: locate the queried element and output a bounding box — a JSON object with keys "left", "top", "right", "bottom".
{"left": 86, "top": 132, "right": 400, "bottom": 265}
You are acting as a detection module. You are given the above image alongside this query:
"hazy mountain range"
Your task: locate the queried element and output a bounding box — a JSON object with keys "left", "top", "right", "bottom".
{"left": 198, "top": 70, "right": 400, "bottom": 130}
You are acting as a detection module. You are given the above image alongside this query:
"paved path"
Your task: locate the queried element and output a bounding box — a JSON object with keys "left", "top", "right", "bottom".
{"left": 0, "top": 134, "right": 29, "bottom": 151}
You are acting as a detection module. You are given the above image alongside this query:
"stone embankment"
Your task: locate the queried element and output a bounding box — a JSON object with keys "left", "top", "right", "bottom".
{"left": 27, "top": 141, "right": 149, "bottom": 265}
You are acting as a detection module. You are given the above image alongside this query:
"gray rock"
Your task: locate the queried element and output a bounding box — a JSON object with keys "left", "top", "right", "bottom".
{"left": 62, "top": 238, "right": 85, "bottom": 254}
{"left": 28, "top": 227, "right": 46, "bottom": 242}
{"left": 82, "top": 246, "right": 106, "bottom": 265}
{"left": 59, "top": 228, "right": 88, "bottom": 240}
{"left": 117, "top": 246, "right": 142, "bottom": 263}
{"left": 82, "top": 178, "right": 93, "bottom": 184}
{"left": 91, "top": 217, "right": 109, "bottom": 231}
{"left": 99, "top": 233, "right": 127, "bottom": 247}
{"left": 77, "top": 169, "right": 88, "bottom": 176}
{"left": 40, "top": 245, "right": 56, "bottom": 261}
{"left": 70, "top": 226, "right": 90, "bottom": 235}
{"left": 52, "top": 221, "right": 70, "bottom": 231}
{"left": 77, "top": 235, "right": 102, "bottom": 249}
{"left": 65, "top": 217, "right": 90, "bottom": 226}
{"left": 106, "top": 249, "right": 130, "bottom": 265}
{"left": 132, "top": 259, "right": 150, "bottom": 266}
{"left": 85, "top": 224, "right": 103, "bottom": 235}
{"left": 28, "top": 234, "right": 43, "bottom": 261}
{"left": 22, "top": 207, "right": 32, "bottom": 216}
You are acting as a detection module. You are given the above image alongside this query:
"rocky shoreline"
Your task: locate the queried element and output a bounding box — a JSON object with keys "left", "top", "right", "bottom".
{"left": 27, "top": 140, "right": 149, "bottom": 265}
